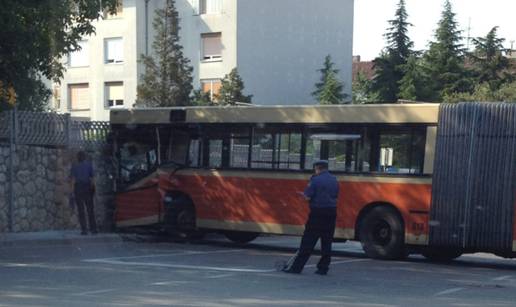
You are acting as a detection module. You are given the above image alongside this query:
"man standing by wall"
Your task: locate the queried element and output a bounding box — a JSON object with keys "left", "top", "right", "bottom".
{"left": 70, "top": 151, "right": 97, "bottom": 235}
{"left": 283, "top": 160, "right": 339, "bottom": 275}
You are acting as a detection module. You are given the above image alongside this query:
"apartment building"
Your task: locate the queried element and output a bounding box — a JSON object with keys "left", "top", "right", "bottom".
{"left": 54, "top": 0, "right": 354, "bottom": 121}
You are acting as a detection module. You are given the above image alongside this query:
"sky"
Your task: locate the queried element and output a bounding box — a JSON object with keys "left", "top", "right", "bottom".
{"left": 353, "top": 0, "right": 516, "bottom": 61}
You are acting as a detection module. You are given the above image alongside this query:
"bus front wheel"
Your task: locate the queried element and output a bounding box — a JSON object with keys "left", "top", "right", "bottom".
{"left": 359, "top": 206, "right": 405, "bottom": 260}
{"left": 224, "top": 231, "right": 259, "bottom": 244}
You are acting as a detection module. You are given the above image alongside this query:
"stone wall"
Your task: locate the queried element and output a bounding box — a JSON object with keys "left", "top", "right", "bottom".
{"left": 0, "top": 144, "right": 114, "bottom": 233}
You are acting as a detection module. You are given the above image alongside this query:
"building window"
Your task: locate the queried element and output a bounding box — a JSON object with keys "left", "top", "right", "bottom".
{"left": 105, "top": 37, "right": 124, "bottom": 64}
{"left": 104, "top": 0, "right": 123, "bottom": 19}
{"left": 201, "top": 33, "right": 222, "bottom": 61}
{"left": 68, "top": 84, "right": 90, "bottom": 111}
{"left": 105, "top": 82, "right": 124, "bottom": 108}
{"left": 68, "top": 41, "right": 89, "bottom": 67}
{"left": 200, "top": 0, "right": 222, "bottom": 14}
{"left": 201, "top": 79, "right": 221, "bottom": 101}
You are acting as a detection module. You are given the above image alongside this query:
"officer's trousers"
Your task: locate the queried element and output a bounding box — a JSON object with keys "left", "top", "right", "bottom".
{"left": 74, "top": 184, "right": 97, "bottom": 234}
{"left": 288, "top": 207, "right": 336, "bottom": 273}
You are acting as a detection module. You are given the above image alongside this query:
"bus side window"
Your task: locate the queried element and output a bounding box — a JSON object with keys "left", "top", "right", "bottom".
{"left": 188, "top": 139, "right": 201, "bottom": 167}
{"left": 209, "top": 139, "right": 223, "bottom": 168}
{"left": 377, "top": 129, "right": 426, "bottom": 174}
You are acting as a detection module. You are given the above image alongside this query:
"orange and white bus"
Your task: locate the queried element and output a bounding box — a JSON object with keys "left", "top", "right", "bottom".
{"left": 110, "top": 103, "right": 516, "bottom": 260}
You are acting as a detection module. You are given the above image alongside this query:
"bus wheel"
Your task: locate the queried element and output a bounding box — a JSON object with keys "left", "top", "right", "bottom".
{"left": 168, "top": 206, "right": 205, "bottom": 241}
{"left": 421, "top": 249, "right": 462, "bottom": 262}
{"left": 359, "top": 206, "right": 405, "bottom": 260}
{"left": 224, "top": 231, "right": 259, "bottom": 244}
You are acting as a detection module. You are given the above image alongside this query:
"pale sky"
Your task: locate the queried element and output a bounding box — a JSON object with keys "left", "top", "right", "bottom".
{"left": 353, "top": 0, "right": 516, "bottom": 61}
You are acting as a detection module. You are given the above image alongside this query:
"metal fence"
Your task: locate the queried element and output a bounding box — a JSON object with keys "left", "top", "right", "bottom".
{"left": 0, "top": 110, "right": 109, "bottom": 148}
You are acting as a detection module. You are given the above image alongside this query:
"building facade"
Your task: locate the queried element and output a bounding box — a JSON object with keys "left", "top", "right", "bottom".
{"left": 54, "top": 0, "right": 354, "bottom": 121}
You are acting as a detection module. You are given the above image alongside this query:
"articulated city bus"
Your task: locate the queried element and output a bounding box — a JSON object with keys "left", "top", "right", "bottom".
{"left": 110, "top": 103, "right": 516, "bottom": 260}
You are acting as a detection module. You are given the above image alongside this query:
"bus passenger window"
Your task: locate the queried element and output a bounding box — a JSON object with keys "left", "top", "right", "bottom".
{"left": 305, "top": 139, "right": 321, "bottom": 169}
{"left": 378, "top": 131, "right": 425, "bottom": 174}
{"left": 251, "top": 133, "right": 274, "bottom": 169}
{"left": 188, "top": 139, "right": 201, "bottom": 167}
{"left": 277, "top": 133, "right": 302, "bottom": 170}
{"left": 209, "top": 139, "right": 223, "bottom": 168}
{"left": 230, "top": 138, "right": 249, "bottom": 168}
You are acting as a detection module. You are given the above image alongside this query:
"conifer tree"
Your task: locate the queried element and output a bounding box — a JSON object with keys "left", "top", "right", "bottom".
{"left": 136, "top": 0, "right": 193, "bottom": 107}
{"left": 398, "top": 55, "right": 431, "bottom": 101}
{"left": 371, "top": 0, "right": 413, "bottom": 102}
{"left": 216, "top": 68, "right": 252, "bottom": 105}
{"left": 423, "top": 0, "right": 471, "bottom": 101}
{"left": 312, "top": 55, "right": 347, "bottom": 104}
{"left": 471, "top": 27, "right": 512, "bottom": 91}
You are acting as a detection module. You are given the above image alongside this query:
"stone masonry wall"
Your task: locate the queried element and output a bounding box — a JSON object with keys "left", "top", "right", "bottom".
{"left": 0, "top": 144, "right": 114, "bottom": 233}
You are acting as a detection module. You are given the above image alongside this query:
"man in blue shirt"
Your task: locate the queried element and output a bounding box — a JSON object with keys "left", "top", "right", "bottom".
{"left": 283, "top": 160, "right": 339, "bottom": 275}
{"left": 70, "top": 151, "right": 97, "bottom": 235}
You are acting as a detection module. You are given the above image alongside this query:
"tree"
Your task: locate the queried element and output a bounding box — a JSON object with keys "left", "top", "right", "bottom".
{"left": 398, "top": 55, "right": 432, "bottom": 101}
{"left": 371, "top": 0, "right": 414, "bottom": 102}
{"left": 423, "top": 0, "right": 471, "bottom": 101}
{"left": 470, "top": 27, "right": 512, "bottom": 91}
{"left": 0, "top": 0, "right": 118, "bottom": 111}
{"left": 312, "top": 55, "right": 347, "bottom": 104}
{"left": 136, "top": 0, "right": 193, "bottom": 107}
{"left": 216, "top": 68, "right": 252, "bottom": 105}
{"left": 444, "top": 81, "right": 516, "bottom": 103}
{"left": 191, "top": 89, "right": 212, "bottom": 106}
{"left": 352, "top": 72, "right": 378, "bottom": 104}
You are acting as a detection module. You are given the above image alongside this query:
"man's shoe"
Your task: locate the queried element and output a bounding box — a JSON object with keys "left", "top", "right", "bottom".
{"left": 314, "top": 269, "right": 327, "bottom": 275}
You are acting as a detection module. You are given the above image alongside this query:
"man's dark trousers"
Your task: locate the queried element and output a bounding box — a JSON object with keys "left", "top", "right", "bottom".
{"left": 74, "top": 183, "right": 97, "bottom": 233}
{"left": 288, "top": 207, "right": 337, "bottom": 273}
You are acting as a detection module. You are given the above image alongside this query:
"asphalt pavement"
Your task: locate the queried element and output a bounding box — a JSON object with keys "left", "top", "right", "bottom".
{"left": 1, "top": 231, "right": 516, "bottom": 307}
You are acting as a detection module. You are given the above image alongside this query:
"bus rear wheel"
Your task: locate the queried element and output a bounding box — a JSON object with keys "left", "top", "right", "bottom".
{"left": 224, "top": 231, "right": 259, "bottom": 244}
{"left": 359, "top": 206, "right": 405, "bottom": 260}
{"left": 421, "top": 249, "right": 462, "bottom": 262}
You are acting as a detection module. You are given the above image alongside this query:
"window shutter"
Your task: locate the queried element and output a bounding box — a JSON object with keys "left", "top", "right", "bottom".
{"left": 106, "top": 82, "right": 124, "bottom": 107}
{"left": 202, "top": 34, "right": 222, "bottom": 59}
{"left": 69, "top": 84, "right": 90, "bottom": 110}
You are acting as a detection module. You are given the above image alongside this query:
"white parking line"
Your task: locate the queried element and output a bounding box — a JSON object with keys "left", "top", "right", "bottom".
{"left": 85, "top": 259, "right": 277, "bottom": 273}
{"left": 73, "top": 289, "right": 117, "bottom": 296}
{"left": 83, "top": 249, "right": 243, "bottom": 262}
{"left": 434, "top": 287, "right": 465, "bottom": 296}
{"left": 492, "top": 275, "right": 512, "bottom": 281}
{"left": 84, "top": 255, "right": 370, "bottom": 274}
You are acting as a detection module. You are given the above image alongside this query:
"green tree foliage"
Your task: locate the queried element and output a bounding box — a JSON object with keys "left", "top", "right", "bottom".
{"left": 398, "top": 55, "right": 432, "bottom": 101}
{"left": 191, "top": 89, "right": 212, "bottom": 106}
{"left": 423, "top": 0, "right": 471, "bottom": 100}
{"left": 0, "top": 0, "right": 118, "bottom": 111}
{"left": 216, "top": 68, "right": 252, "bottom": 105}
{"left": 470, "top": 27, "right": 512, "bottom": 91}
{"left": 444, "top": 81, "right": 516, "bottom": 103}
{"left": 352, "top": 72, "right": 378, "bottom": 104}
{"left": 136, "top": 0, "right": 193, "bottom": 107}
{"left": 312, "top": 55, "right": 347, "bottom": 104}
{"left": 371, "top": 0, "right": 413, "bottom": 102}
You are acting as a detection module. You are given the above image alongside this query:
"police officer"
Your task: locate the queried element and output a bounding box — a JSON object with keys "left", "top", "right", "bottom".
{"left": 70, "top": 151, "right": 98, "bottom": 235}
{"left": 282, "top": 160, "right": 339, "bottom": 275}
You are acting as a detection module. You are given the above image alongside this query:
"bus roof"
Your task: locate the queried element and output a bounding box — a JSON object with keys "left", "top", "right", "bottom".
{"left": 110, "top": 104, "right": 440, "bottom": 125}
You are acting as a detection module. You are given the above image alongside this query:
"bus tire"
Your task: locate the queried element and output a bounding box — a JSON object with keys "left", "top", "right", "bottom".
{"left": 165, "top": 205, "right": 204, "bottom": 241}
{"left": 359, "top": 206, "right": 405, "bottom": 260}
{"left": 224, "top": 231, "right": 259, "bottom": 244}
{"left": 421, "top": 249, "right": 462, "bottom": 262}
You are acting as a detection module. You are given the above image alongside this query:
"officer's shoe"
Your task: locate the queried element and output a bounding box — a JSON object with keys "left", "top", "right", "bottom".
{"left": 314, "top": 269, "right": 328, "bottom": 275}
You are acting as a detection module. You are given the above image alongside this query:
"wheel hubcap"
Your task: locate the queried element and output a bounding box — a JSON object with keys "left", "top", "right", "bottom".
{"left": 373, "top": 220, "right": 391, "bottom": 246}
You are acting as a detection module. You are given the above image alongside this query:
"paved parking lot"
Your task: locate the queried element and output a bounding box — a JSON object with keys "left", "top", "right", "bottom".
{"left": 1, "top": 233, "right": 516, "bottom": 306}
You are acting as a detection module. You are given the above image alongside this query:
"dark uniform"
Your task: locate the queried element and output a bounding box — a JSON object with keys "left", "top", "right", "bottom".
{"left": 71, "top": 159, "right": 97, "bottom": 235}
{"left": 284, "top": 163, "right": 339, "bottom": 274}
